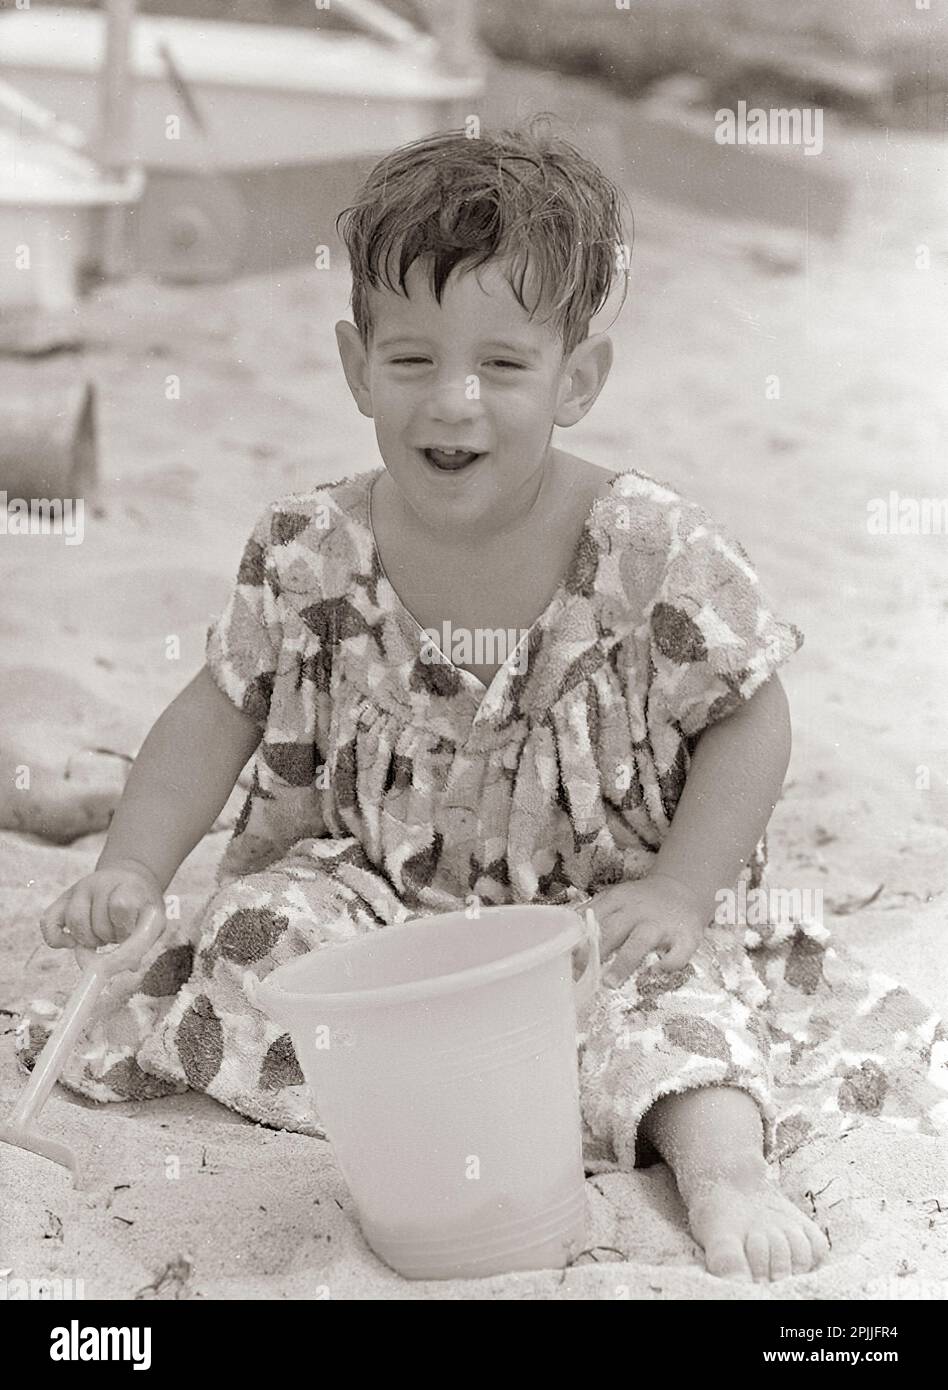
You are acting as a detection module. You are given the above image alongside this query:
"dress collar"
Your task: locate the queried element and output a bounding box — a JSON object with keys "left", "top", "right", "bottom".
{"left": 352, "top": 465, "right": 637, "bottom": 738}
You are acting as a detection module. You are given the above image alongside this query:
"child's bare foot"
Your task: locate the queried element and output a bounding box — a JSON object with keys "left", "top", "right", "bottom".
{"left": 640, "top": 1087, "right": 830, "bottom": 1282}
{"left": 683, "top": 1156, "right": 830, "bottom": 1282}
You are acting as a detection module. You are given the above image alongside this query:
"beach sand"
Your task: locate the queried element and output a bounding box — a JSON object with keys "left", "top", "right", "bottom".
{"left": 1, "top": 106, "right": 946, "bottom": 1298}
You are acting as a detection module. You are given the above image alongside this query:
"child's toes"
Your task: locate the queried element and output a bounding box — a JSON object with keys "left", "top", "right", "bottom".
{"left": 704, "top": 1233, "right": 753, "bottom": 1281}
{"left": 745, "top": 1229, "right": 773, "bottom": 1281}
{"left": 786, "top": 1224, "right": 815, "bottom": 1274}
{"left": 806, "top": 1221, "right": 831, "bottom": 1267}
{"left": 766, "top": 1229, "right": 794, "bottom": 1281}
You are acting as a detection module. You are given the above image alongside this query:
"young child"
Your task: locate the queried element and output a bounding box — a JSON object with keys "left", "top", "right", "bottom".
{"left": 36, "top": 124, "right": 830, "bottom": 1283}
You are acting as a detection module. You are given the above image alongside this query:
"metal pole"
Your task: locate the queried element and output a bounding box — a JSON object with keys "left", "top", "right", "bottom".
{"left": 95, "top": 0, "right": 136, "bottom": 278}
{"left": 429, "top": 0, "right": 481, "bottom": 79}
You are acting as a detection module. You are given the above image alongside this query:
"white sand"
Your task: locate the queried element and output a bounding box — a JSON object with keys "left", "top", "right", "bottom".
{"left": 1, "top": 97, "right": 946, "bottom": 1297}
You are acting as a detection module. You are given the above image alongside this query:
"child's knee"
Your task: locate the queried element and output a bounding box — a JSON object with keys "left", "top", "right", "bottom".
{"left": 194, "top": 866, "right": 370, "bottom": 982}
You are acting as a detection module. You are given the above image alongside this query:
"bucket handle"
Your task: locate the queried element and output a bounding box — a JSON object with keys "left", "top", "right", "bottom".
{"left": 572, "top": 905, "right": 601, "bottom": 1022}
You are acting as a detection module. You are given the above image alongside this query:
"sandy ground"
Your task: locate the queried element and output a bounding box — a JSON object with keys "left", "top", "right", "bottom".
{"left": 1, "top": 96, "right": 947, "bottom": 1298}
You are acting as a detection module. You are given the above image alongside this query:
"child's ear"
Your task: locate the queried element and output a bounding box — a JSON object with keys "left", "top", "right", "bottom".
{"left": 335, "top": 320, "right": 374, "bottom": 418}
{"left": 554, "top": 334, "right": 613, "bottom": 428}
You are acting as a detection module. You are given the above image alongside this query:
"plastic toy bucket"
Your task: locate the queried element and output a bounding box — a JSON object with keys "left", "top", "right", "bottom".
{"left": 255, "top": 903, "right": 600, "bottom": 1280}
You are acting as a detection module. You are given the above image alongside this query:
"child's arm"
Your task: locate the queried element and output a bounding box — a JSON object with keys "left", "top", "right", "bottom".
{"left": 651, "top": 673, "right": 792, "bottom": 919}
{"left": 41, "top": 667, "right": 263, "bottom": 949}
{"left": 96, "top": 665, "right": 264, "bottom": 892}
{"left": 591, "top": 675, "right": 792, "bottom": 984}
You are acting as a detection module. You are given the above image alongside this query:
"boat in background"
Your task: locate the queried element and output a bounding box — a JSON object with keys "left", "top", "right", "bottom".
{"left": 0, "top": 81, "right": 143, "bottom": 312}
{"left": 0, "top": 4, "right": 482, "bottom": 281}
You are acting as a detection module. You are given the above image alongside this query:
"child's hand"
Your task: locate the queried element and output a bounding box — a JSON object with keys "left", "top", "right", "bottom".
{"left": 40, "top": 860, "right": 166, "bottom": 951}
{"left": 587, "top": 872, "right": 709, "bottom": 989}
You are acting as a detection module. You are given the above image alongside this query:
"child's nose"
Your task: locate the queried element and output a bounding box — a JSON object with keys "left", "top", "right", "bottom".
{"left": 427, "top": 376, "right": 478, "bottom": 425}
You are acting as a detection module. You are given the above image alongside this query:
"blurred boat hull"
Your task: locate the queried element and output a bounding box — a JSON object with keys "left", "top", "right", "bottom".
{"left": 0, "top": 9, "right": 480, "bottom": 280}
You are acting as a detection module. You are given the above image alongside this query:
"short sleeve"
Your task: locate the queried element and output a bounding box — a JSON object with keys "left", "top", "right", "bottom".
{"left": 647, "top": 503, "right": 803, "bottom": 741}
{"left": 205, "top": 503, "right": 283, "bottom": 729}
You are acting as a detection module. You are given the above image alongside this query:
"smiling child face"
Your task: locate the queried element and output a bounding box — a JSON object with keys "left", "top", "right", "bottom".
{"left": 336, "top": 258, "right": 610, "bottom": 541}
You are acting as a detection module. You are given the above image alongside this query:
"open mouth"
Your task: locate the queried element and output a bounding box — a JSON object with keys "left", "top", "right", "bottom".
{"left": 422, "top": 447, "right": 486, "bottom": 473}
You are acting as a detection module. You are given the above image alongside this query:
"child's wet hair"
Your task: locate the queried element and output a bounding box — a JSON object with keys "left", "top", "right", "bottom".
{"left": 336, "top": 119, "right": 629, "bottom": 356}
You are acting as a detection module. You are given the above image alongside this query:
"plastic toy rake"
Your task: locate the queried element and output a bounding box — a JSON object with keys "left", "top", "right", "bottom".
{"left": 0, "top": 906, "right": 164, "bottom": 1185}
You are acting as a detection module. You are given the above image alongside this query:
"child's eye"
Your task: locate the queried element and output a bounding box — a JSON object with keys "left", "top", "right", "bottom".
{"left": 390, "top": 356, "right": 430, "bottom": 366}
{"left": 485, "top": 359, "right": 525, "bottom": 370}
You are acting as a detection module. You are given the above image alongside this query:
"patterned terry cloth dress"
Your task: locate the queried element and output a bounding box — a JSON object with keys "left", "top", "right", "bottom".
{"left": 17, "top": 467, "right": 948, "bottom": 1170}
